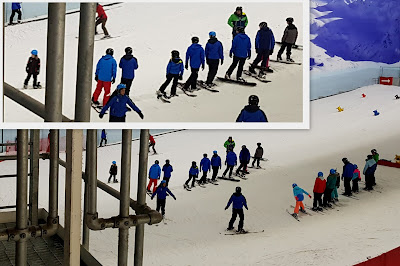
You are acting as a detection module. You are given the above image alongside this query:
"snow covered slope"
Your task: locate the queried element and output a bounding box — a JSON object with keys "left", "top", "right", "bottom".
{"left": 4, "top": 2, "right": 304, "bottom": 123}
{"left": 1, "top": 84, "right": 400, "bottom": 265}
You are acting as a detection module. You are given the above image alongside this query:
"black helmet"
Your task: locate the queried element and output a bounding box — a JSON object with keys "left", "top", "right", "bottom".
{"left": 236, "top": 186, "right": 242, "bottom": 193}
{"left": 236, "top": 26, "right": 245, "bottom": 33}
{"left": 155, "top": 160, "right": 159, "bottom": 164}
{"left": 371, "top": 149, "right": 377, "bottom": 154}
{"left": 191, "top": 36, "right": 199, "bottom": 43}
{"left": 171, "top": 50, "right": 180, "bottom": 58}
{"left": 203, "top": 153, "right": 207, "bottom": 157}
{"left": 342, "top": 158, "right": 348, "bottom": 163}
{"left": 259, "top": 22, "right": 268, "bottom": 28}
{"left": 125, "top": 47, "right": 132, "bottom": 55}
{"left": 242, "top": 145, "right": 246, "bottom": 149}
{"left": 257, "top": 142, "right": 261, "bottom": 146}
{"left": 236, "top": 6, "right": 242, "bottom": 11}
{"left": 192, "top": 161, "right": 197, "bottom": 166}
{"left": 367, "top": 154, "right": 373, "bottom": 160}
{"left": 166, "top": 159, "right": 170, "bottom": 163}
{"left": 286, "top": 17, "right": 294, "bottom": 23}
{"left": 248, "top": 95, "right": 259, "bottom": 105}
{"left": 106, "top": 48, "right": 114, "bottom": 56}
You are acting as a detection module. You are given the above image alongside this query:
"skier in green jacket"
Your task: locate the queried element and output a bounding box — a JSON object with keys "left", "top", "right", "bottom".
{"left": 227, "top": 6, "right": 249, "bottom": 39}
{"left": 224, "top": 136, "right": 236, "bottom": 152}
{"left": 327, "top": 169, "right": 339, "bottom": 202}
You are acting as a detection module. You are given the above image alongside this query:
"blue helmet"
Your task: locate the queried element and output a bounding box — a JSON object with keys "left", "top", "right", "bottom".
{"left": 292, "top": 183, "right": 297, "bottom": 188}
{"left": 354, "top": 164, "right": 358, "bottom": 169}
{"left": 161, "top": 180, "right": 166, "bottom": 184}
{"left": 117, "top": 84, "right": 126, "bottom": 90}
{"left": 112, "top": 161, "right": 116, "bottom": 164}
{"left": 209, "top": 31, "right": 216, "bottom": 37}
{"left": 318, "top": 172, "right": 323, "bottom": 177}
{"left": 330, "top": 169, "right": 336, "bottom": 174}
{"left": 213, "top": 150, "right": 217, "bottom": 154}
{"left": 31, "top": 49, "right": 38, "bottom": 55}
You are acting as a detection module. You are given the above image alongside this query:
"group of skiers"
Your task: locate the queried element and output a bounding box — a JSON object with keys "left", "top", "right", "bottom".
{"left": 291, "top": 149, "right": 380, "bottom": 218}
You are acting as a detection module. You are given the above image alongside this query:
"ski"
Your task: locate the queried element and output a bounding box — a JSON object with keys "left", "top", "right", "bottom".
{"left": 224, "top": 230, "right": 265, "bottom": 235}
{"left": 286, "top": 209, "right": 300, "bottom": 222}
{"left": 196, "top": 80, "right": 219, "bottom": 92}
{"left": 270, "top": 59, "right": 302, "bottom": 65}
{"left": 248, "top": 166, "right": 265, "bottom": 170}
{"left": 94, "top": 35, "right": 121, "bottom": 41}
{"left": 235, "top": 173, "right": 247, "bottom": 180}
{"left": 341, "top": 193, "right": 359, "bottom": 200}
{"left": 146, "top": 191, "right": 153, "bottom": 197}
{"left": 177, "top": 83, "right": 197, "bottom": 97}
{"left": 290, "top": 206, "right": 312, "bottom": 216}
{"left": 243, "top": 70, "right": 272, "bottom": 83}
{"left": 305, "top": 206, "right": 325, "bottom": 215}
{"left": 218, "top": 176, "right": 240, "bottom": 182}
{"left": 91, "top": 103, "right": 103, "bottom": 114}
{"left": 216, "top": 77, "right": 257, "bottom": 86}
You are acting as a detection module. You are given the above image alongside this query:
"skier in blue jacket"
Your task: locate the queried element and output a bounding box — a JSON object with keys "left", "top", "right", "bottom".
{"left": 341, "top": 158, "right": 355, "bottom": 196}
{"left": 158, "top": 50, "right": 184, "bottom": 98}
{"left": 10, "top": 3, "right": 22, "bottom": 24}
{"left": 236, "top": 95, "right": 268, "bottom": 122}
{"left": 211, "top": 150, "right": 222, "bottom": 182}
{"left": 225, "top": 187, "right": 248, "bottom": 233}
{"left": 183, "top": 37, "right": 205, "bottom": 91}
{"left": 93, "top": 48, "right": 117, "bottom": 106}
{"left": 162, "top": 159, "right": 173, "bottom": 186}
{"left": 249, "top": 22, "right": 275, "bottom": 76}
{"left": 99, "top": 84, "right": 143, "bottom": 122}
{"left": 100, "top": 129, "right": 107, "bottom": 147}
{"left": 222, "top": 148, "right": 237, "bottom": 178}
{"left": 199, "top": 153, "right": 211, "bottom": 184}
{"left": 225, "top": 27, "right": 251, "bottom": 82}
{"left": 147, "top": 160, "right": 161, "bottom": 193}
{"left": 292, "top": 183, "right": 311, "bottom": 218}
{"left": 236, "top": 145, "right": 250, "bottom": 175}
{"left": 151, "top": 180, "right": 176, "bottom": 217}
{"left": 119, "top": 47, "right": 138, "bottom": 96}
{"left": 205, "top": 31, "right": 224, "bottom": 86}
{"left": 184, "top": 161, "right": 199, "bottom": 189}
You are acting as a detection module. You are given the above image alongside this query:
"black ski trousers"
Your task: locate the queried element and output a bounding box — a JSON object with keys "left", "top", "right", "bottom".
{"left": 185, "top": 174, "right": 197, "bottom": 187}
{"left": 343, "top": 177, "right": 352, "bottom": 195}
{"left": 100, "top": 138, "right": 107, "bottom": 147}
{"left": 365, "top": 173, "right": 374, "bottom": 190}
{"left": 10, "top": 9, "right": 22, "bottom": 23}
{"left": 227, "top": 56, "right": 246, "bottom": 78}
{"left": 24, "top": 73, "right": 38, "bottom": 86}
{"left": 109, "top": 115, "right": 126, "bottom": 122}
{"left": 277, "top": 42, "right": 293, "bottom": 58}
{"left": 229, "top": 208, "right": 244, "bottom": 230}
{"left": 156, "top": 198, "right": 166, "bottom": 216}
{"left": 199, "top": 171, "right": 208, "bottom": 184}
{"left": 252, "top": 157, "right": 261, "bottom": 167}
{"left": 211, "top": 166, "right": 219, "bottom": 181}
{"left": 236, "top": 161, "right": 248, "bottom": 174}
{"left": 120, "top": 77, "right": 133, "bottom": 96}
{"left": 313, "top": 192, "right": 323, "bottom": 208}
{"left": 252, "top": 50, "right": 269, "bottom": 68}
{"left": 149, "top": 143, "right": 156, "bottom": 153}
{"left": 352, "top": 179, "right": 359, "bottom": 192}
{"left": 206, "top": 59, "right": 219, "bottom": 84}
{"left": 108, "top": 174, "right": 116, "bottom": 183}
{"left": 183, "top": 68, "right": 199, "bottom": 91}
{"left": 223, "top": 165, "right": 234, "bottom": 177}
{"left": 159, "top": 74, "right": 179, "bottom": 95}
{"left": 323, "top": 188, "right": 333, "bottom": 206}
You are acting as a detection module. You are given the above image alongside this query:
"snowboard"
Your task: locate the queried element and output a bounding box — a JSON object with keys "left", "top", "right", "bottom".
{"left": 235, "top": 173, "right": 247, "bottom": 180}
{"left": 270, "top": 59, "right": 302, "bottom": 65}
{"left": 251, "top": 157, "right": 268, "bottom": 161}
{"left": 224, "top": 229, "right": 265, "bottom": 235}
{"left": 156, "top": 92, "right": 171, "bottom": 103}
{"left": 243, "top": 70, "right": 272, "bottom": 83}
{"left": 216, "top": 77, "right": 257, "bottom": 86}
{"left": 275, "top": 42, "right": 303, "bottom": 50}
{"left": 218, "top": 176, "right": 240, "bottom": 182}
{"left": 196, "top": 80, "right": 220, "bottom": 92}
{"left": 23, "top": 82, "right": 43, "bottom": 90}
{"left": 195, "top": 181, "right": 206, "bottom": 188}
{"left": 177, "top": 83, "right": 197, "bottom": 97}
{"left": 286, "top": 209, "right": 300, "bottom": 222}
{"left": 183, "top": 185, "right": 192, "bottom": 191}
{"left": 94, "top": 35, "right": 121, "bottom": 41}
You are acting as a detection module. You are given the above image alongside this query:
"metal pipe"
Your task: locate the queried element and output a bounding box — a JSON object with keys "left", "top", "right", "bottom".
{"left": 0, "top": 154, "right": 46, "bottom": 161}
{"left": 74, "top": 3, "right": 96, "bottom": 122}
{"left": 16, "top": 130, "right": 28, "bottom": 266}
{"left": 44, "top": 3, "right": 66, "bottom": 122}
{"left": 48, "top": 130, "right": 59, "bottom": 224}
{"left": 4, "top": 83, "right": 72, "bottom": 122}
{"left": 134, "top": 129, "right": 150, "bottom": 266}
{"left": 118, "top": 130, "right": 132, "bottom": 266}
{"left": 0, "top": 223, "right": 58, "bottom": 242}
{"left": 29, "top": 129, "right": 40, "bottom": 226}
{"left": 0, "top": 142, "right": 18, "bottom": 146}
{"left": 82, "top": 131, "right": 91, "bottom": 249}
{"left": 87, "top": 130, "right": 97, "bottom": 215}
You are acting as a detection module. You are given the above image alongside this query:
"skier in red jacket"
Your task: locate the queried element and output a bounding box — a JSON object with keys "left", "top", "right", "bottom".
{"left": 312, "top": 171, "right": 326, "bottom": 211}
{"left": 149, "top": 135, "right": 156, "bottom": 154}
{"left": 96, "top": 3, "right": 109, "bottom": 37}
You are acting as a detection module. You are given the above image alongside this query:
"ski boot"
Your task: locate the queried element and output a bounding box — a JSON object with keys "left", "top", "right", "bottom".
{"left": 191, "top": 184, "right": 195, "bottom": 188}
{"left": 256, "top": 166, "right": 261, "bottom": 169}
{"left": 18, "top": 20, "right": 21, "bottom": 24}
{"left": 291, "top": 213, "right": 298, "bottom": 219}
{"left": 317, "top": 207, "right": 323, "bottom": 211}
{"left": 299, "top": 208, "right": 307, "bottom": 214}
{"left": 311, "top": 207, "right": 318, "bottom": 212}
{"left": 170, "top": 94, "right": 179, "bottom": 97}
{"left": 236, "top": 228, "right": 246, "bottom": 234}
{"left": 265, "top": 67, "right": 274, "bottom": 73}
{"left": 227, "top": 226, "right": 234, "bottom": 231}
{"left": 237, "top": 77, "right": 246, "bottom": 83}
{"left": 92, "top": 97, "right": 100, "bottom": 106}
{"left": 147, "top": 188, "right": 151, "bottom": 193}
{"left": 277, "top": 55, "right": 282, "bottom": 61}
{"left": 249, "top": 65, "right": 257, "bottom": 74}
{"left": 114, "top": 179, "right": 119, "bottom": 183}
{"left": 225, "top": 73, "right": 231, "bottom": 79}
{"left": 287, "top": 57, "right": 295, "bottom": 62}
{"left": 23, "top": 84, "right": 28, "bottom": 89}
{"left": 258, "top": 70, "right": 266, "bottom": 79}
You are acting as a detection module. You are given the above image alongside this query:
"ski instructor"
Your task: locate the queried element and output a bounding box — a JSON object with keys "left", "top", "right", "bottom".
{"left": 225, "top": 186, "right": 248, "bottom": 233}
{"left": 227, "top": 6, "right": 249, "bottom": 39}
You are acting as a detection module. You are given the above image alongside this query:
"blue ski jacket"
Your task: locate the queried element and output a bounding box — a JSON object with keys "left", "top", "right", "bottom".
{"left": 185, "top": 43, "right": 205, "bottom": 69}
{"left": 200, "top": 157, "right": 211, "bottom": 172}
{"left": 12, "top": 3, "right": 21, "bottom": 10}
{"left": 162, "top": 164, "right": 173, "bottom": 178}
{"left": 293, "top": 186, "right": 310, "bottom": 201}
{"left": 189, "top": 166, "right": 199, "bottom": 176}
{"left": 255, "top": 27, "right": 275, "bottom": 51}
{"left": 226, "top": 193, "right": 248, "bottom": 209}
{"left": 151, "top": 186, "right": 176, "bottom": 200}
{"left": 211, "top": 155, "right": 222, "bottom": 167}
{"left": 148, "top": 164, "right": 161, "bottom": 179}
{"left": 101, "top": 130, "right": 107, "bottom": 139}
{"left": 239, "top": 148, "right": 251, "bottom": 162}
{"left": 226, "top": 151, "right": 237, "bottom": 166}
{"left": 205, "top": 38, "right": 224, "bottom": 60}
{"left": 236, "top": 105, "right": 268, "bottom": 122}
{"left": 230, "top": 33, "right": 251, "bottom": 59}
{"left": 95, "top": 54, "right": 117, "bottom": 82}
{"left": 166, "top": 58, "right": 184, "bottom": 75}
{"left": 119, "top": 55, "right": 138, "bottom": 80}
{"left": 100, "top": 94, "right": 141, "bottom": 118}
{"left": 342, "top": 162, "right": 355, "bottom": 179}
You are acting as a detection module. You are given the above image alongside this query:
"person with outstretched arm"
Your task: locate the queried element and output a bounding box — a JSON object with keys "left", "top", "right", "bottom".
{"left": 151, "top": 180, "right": 176, "bottom": 218}
{"left": 225, "top": 186, "right": 248, "bottom": 233}
{"left": 291, "top": 183, "right": 311, "bottom": 218}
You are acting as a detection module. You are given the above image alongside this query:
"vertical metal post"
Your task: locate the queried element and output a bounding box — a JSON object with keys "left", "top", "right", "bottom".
{"left": 134, "top": 129, "right": 150, "bottom": 266}
{"left": 29, "top": 129, "right": 40, "bottom": 226}
{"left": 64, "top": 130, "right": 83, "bottom": 266}
{"left": 87, "top": 130, "right": 97, "bottom": 215}
{"left": 49, "top": 129, "right": 59, "bottom": 221}
{"left": 16, "top": 130, "right": 28, "bottom": 266}
{"left": 118, "top": 130, "right": 132, "bottom": 266}
{"left": 74, "top": 3, "right": 96, "bottom": 122}
{"left": 44, "top": 3, "right": 66, "bottom": 122}
{"left": 82, "top": 131, "right": 91, "bottom": 249}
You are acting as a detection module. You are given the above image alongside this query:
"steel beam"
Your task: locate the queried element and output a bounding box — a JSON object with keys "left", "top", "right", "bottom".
{"left": 29, "top": 129, "right": 40, "bottom": 226}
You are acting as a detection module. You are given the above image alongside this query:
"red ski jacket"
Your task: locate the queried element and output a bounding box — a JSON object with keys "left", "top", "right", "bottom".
{"left": 313, "top": 177, "right": 326, "bottom": 193}
{"left": 96, "top": 5, "right": 107, "bottom": 19}
{"left": 149, "top": 136, "right": 155, "bottom": 144}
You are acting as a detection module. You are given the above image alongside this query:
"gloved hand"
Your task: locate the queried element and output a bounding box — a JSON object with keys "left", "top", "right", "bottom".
{"left": 308, "top": 195, "right": 312, "bottom": 199}
{"left": 247, "top": 55, "right": 251, "bottom": 60}
{"left": 245, "top": 206, "right": 248, "bottom": 210}
{"left": 151, "top": 197, "right": 154, "bottom": 200}
{"left": 255, "top": 48, "right": 259, "bottom": 54}
{"left": 269, "top": 49, "right": 274, "bottom": 55}
{"left": 185, "top": 64, "right": 188, "bottom": 70}
{"left": 224, "top": 206, "right": 228, "bottom": 210}
{"left": 173, "top": 196, "right": 177, "bottom": 200}
{"left": 26, "top": 67, "right": 29, "bottom": 73}
{"left": 138, "top": 112, "right": 144, "bottom": 119}
{"left": 229, "top": 52, "right": 233, "bottom": 58}
{"left": 178, "top": 75, "right": 183, "bottom": 80}
{"left": 95, "top": 75, "right": 98, "bottom": 81}
{"left": 111, "top": 78, "right": 115, "bottom": 84}
{"left": 221, "top": 59, "right": 224, "bottom": 65}
{"left": 99, "top": 113, "right": 104, "bottom": 119}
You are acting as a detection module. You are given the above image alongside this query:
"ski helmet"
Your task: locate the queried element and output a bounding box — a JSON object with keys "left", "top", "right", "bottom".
{"left": 257, "top": 142, "right": 261, "bottom": 146}
{"left": 155, "top": 160, "right": 159, "bottom": 164}
{"left": 259, "top": 22, "right": 268, "bottom": 28}
{"left": 292, "top": 183, "right": 297, "bottom": 188}
{"left": 31, "top": 49, "right": 38, "bottom": 56}
{"left": 236, "top": 26, "right": 245, "bottom": 33}
{"left": 213, "top": 150, "right": 218, "bottom": 154}
{"left": 330, "top": 169, "right": 336, "bottom": 174}
{"left": 117, "top": 84, "right": 126, "bottom": 90}
{"left": 106, "top": 48, "right": 114, "bottom": 56}
{"left": 166, "top": 159, "right": 170, "bottom": 164}
{"left": 342, "top": 157, "right": 348, "bottom": 163}
{"left": 161, "top": 180, "right": 166, "bottom": 184}
{"left": 286, "top": 17, "right": 294, "bottom": 23}
{"left": 236, "top": 6, "right": 242, "bottom": 11}
{"left": 248, "top": 95, "right": 259, "bottom": 105}
{"left": 192, "top": 161, "right": 197, "bottom": 166}
{"left": 191, "top": 36, "right": 199, "bottom": 43}
{"left": 236, "top": 186, "right": 242, "bottom": 193}
{"left": 112, "top": 161, "right": 116, "bottom": 164}
{"left": 171, "top": 50, "right": 180, "bottom": 58}
{"left": 125, "top": 47, "right": 132, "bottom": 55}
{"left": 242, "top": 145, "right": 246, "bottom": 149}
{"left": 203, "top": 153, "right": 207, "bottom": 157}
{"left": 371, "top": 149, "right": 377, "bottom": 154}
{"left": 354, "top": 164, "right": 358, "bottom": 169}
{"left": 318, "top": 172, "right": 323, "bottom": 177}
{"left": 209, "top": 31, "right": 216, "bottom": 37}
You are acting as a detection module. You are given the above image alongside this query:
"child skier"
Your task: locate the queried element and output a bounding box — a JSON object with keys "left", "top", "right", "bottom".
{"left": 363, "top": 155, "right": 377, "bottom": 191}
{"left": 100, "top": 129, "right": 107, "bottom": 147}
{"left": 108, "top": 161, "right": 118, "bottom": 183}
{"left": 205, "top": 31, "right": 224, "bottom": 87}
{"left": 24, "top": 50, "right": 41, "bottom": 89}
{"left": 119, "top": 47, "right": 138, "bottom": 95}
{"left": 222, "top": 148, "right": 237, "bottom": 178}
{"left": 149, "top": 135, "right": 156, "bottom": 154}
{"left": 211, "top": 150, "right": 222, "bottom": 182}
{"left": 183, "top": 37, "right": 205, "bottom": 92}
{"left": 225, "top": 27, "right": 251, "bottom": 82}
{"left": 249, "top": 22, "right": 275, "bottom": 76}
{"left": 292, "top": 183, "right": 311, "bottom": 218}
{"left": 251, "top": 143, "right": 263, "bottom": 168}
{"left": 236, "top": 145, "right": 250, "bottom": 175}
{"left": 99, "top": 84, "right": 143, "bottom": 122}
{"left": 225, "top": 186, "right": 248, "bottom": 233}
{"left": 158, "top": 50, "right": 184, "bottom": 98}
{"left": 199, "top": 153, "right": 211, "bottom": 184}
{"left": 95, "top": 3, "right": 109, "bottom": 37}
{"left": 277, "top": 17, "right": 298, "bottom": 62}
{"left": 93, "top": 48, "right": 117, "bottom": 106}
{"left": 327, "top": 169, "right": 339, "bottom": 202}
{"left": 236, "top": 95, "right": 268, "bottom": 122}
{"left": 10, "top": 2, "right": 22, "bottom": 25}
{"left": 151, "top": 180, "right": 176, "bottom": 218}
{"left": 162, "top": 159, "right": 173, "bottom": 186}
{"left": 184, "top": 161, "right": 199, "bottom": 189}
{"left": 312, "top": 172, "right": 325, "bottom": 211}
{"left": 352, "top": 164, "right": 361, "bottom": 193}
{"left": 147, "top": 160, "right": 161, "bottom": 194}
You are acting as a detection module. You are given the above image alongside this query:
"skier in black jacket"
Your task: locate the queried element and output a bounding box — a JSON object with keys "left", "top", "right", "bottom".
{"left": 108, "top": 161, "right": 118, "bottom": 183}
{"left": 24, "top": 50, "right": 41, "bottom": 89}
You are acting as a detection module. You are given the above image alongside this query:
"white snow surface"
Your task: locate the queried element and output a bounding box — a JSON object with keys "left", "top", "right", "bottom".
{"left": 1, "top": 84, "right": 400, "bottom": 265}
{"left": 4, "top": 2, "right": 304, "bottom": 123}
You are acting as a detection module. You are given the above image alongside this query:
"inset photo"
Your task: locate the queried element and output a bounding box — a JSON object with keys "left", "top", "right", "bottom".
{"left": 3, "top": 2, "right": 309, "bottom": 126}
